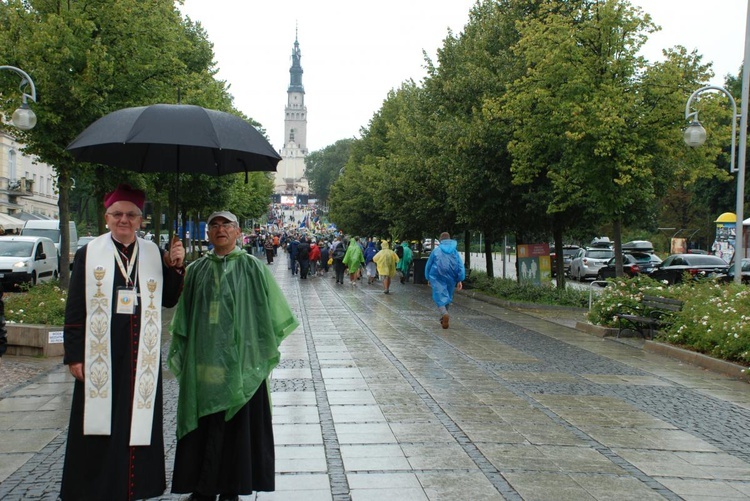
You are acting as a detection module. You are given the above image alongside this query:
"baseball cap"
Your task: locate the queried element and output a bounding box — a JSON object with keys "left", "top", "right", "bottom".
{"left": 207, "top": 211, "right": 238, "bottom": 225}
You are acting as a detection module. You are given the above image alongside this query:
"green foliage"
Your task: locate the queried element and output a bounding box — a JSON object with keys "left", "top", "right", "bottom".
{"left": 305, "top": 139, "right": 354, "bottom": 203}
{"left": 5, "top": 281, "right": 68, "bottom": 326}
{"left": 470, "top": 271, "right": 588, "bottom": 307}
{"left": 587, "top": 274, "right": 680, "bottom": 327}
{"left": 588, "top": 276, "right": 750, "bottom": 365}
{"left": 667, "top": 282, "right": 750, "bottom": 364}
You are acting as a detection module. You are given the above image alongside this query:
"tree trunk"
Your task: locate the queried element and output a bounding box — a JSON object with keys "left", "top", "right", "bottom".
{"left": 153, "top": 199, "right": 163, "bottom": 246}
{"left": 484, "top": 230, "right": 494, "bottom": 279}
{"left": 57, "top": 170, "right": 72, "bottom": 289}
{"left": 553, "top": 226, "right": 565, "bottom": 289}
{"left": 464, "top": 229, "right": 471, "bottom": 275}
{"left": 613, "top": 218, "right": 623, "bottom": 277}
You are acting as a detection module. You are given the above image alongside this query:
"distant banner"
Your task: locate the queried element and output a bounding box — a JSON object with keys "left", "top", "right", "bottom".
{"left": 670, "top": 238, "right": 687, "bottom": 255}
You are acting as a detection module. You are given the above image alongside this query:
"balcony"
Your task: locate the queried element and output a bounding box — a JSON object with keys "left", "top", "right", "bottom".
{"left": 1, "top": 177, "right": 34, "bottom": 195}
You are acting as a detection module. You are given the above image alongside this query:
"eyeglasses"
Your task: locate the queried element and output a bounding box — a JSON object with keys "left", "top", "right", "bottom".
{"left": 209, "top": 222, "right": 237, "bottom": 231}
{"left": 106, "top": 211, "right": 142, "bottom": 220}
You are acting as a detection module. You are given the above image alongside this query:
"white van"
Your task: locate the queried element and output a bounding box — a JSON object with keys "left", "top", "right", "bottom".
{"left": 0, "top": 236, "right": 59, "bottom": 287}
{"left": 20, "top": 220, "right": 78, "bottom": 265}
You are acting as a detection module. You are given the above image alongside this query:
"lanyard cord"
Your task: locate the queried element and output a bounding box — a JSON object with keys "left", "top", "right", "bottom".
{"left": 114, "top": 241, "right": 139, "bottom": 288}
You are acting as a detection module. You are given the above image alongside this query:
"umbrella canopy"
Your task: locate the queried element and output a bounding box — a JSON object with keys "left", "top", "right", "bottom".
{"left": 66, "top": 104, "right": 281, "bottom": 175}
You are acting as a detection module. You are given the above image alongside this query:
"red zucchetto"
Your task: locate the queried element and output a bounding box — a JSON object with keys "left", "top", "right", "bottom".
{"left": 103, "top": 184, "right": 146, "bottom": 210}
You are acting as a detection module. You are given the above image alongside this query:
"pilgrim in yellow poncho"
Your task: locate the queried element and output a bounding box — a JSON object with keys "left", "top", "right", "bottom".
{"left": 373, "top": 241, "right": 400, "bottom": 278}
{"left": 168, "top": 247, "right": 298, "bottom": 440}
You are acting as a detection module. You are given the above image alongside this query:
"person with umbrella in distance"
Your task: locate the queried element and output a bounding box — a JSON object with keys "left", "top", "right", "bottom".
{"left": 425, "top": 232, "right": 465, "bottom": 329}
{"left": 168, "top": 211, "right": 299, "bottom": 500}
{"left": 60, "top": 184, "right": 186, "bottom": 500}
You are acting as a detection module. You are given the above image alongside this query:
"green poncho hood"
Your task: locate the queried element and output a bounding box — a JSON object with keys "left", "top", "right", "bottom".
{"left": 168, "top": 247, "right": 299, "bottom": 439}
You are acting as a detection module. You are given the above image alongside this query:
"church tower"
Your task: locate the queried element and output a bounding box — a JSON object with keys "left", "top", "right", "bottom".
{"left": 275, "top": 31, "right": 309, "bottom": 195}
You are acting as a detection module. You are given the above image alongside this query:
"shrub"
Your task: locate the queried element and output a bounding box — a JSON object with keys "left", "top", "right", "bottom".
{"left": 588, "top": 275, "right": 750, "bottom": 365}
{"left": 470, "top": 271, "right": 588, "bottom": 307}
{"left": 666, "top": 282, "right": 750, "bottom": 365}
{"left": 587, "top": 274, "right": 680, "bottom": 327}
{"left": 5, "top": 281, "right": 67, "bottom": 326}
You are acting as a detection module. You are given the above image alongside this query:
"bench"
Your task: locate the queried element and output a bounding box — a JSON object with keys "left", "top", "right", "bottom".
{"left": 615, "top": 295, "right": 684, "bottom": 339}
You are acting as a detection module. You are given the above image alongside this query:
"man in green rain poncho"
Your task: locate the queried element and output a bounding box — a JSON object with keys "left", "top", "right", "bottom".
{"left": 168, "top": 211, "right": 299, "bottom": 500}
{"left": 396, "top": 241, "right": 413, "bottom": 284}
{"left": 342, "top": 236, "right": 365, "bottom": 285}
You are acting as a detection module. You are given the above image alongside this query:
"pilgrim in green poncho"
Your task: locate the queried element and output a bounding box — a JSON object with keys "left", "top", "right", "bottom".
{"left": 168, "top": 211, "right": 299, "bottom": 499}
{"left": 342, "top": 236, "right": 365, "bottom": 284}
{"left": 397, "top": 241, "right": 413, "bottom": 283}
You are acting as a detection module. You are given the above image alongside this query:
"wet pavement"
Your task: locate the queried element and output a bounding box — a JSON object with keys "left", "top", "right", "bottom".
{"left": 0, "top": 261, "right": 749, "bottom": 500}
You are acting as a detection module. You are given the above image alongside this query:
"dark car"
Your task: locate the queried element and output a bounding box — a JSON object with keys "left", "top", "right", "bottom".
{"left": 550, "top": 245, "right": 580, "bottom": 277}
{"left": 717, "top": 258, "right": 750, "bottom": 284}
{"left": 649, "top": 254, "right": 729, "bottom": 285}
{"left": 596, "top": 254, "right": 642, "bottom": 281}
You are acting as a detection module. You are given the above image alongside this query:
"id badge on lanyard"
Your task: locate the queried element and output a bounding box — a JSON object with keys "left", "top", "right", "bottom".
{"left": 116, "top": 287, "right": 137, "bottom": 314}
{"left": 114, "top": 241, "right": 139, "bottom": 315}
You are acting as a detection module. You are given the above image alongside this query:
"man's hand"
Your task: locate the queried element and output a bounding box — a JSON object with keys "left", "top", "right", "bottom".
{"left": 69, "top": 362, "right": 84, "bottom": 382}
{"left": 456, "top": 281, "right": 463, "bottom": 291}
{"left": 167, "top": 236, "right": 185, "bottom": 268}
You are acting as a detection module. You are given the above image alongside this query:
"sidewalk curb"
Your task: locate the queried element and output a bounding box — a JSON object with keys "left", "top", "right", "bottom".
{"left": 643, "top": 341, "right": 749, "bottom": 381}
{"left": 461, "top": 289, "right": 749, "bottom": 382}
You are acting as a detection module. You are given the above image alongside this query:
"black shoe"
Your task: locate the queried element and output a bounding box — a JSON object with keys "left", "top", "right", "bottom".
{"left": 218, "top": 496, "right": 239, "bottom": 501}
{"left": 186, "top": 494, "right": 216, "bottom": 501}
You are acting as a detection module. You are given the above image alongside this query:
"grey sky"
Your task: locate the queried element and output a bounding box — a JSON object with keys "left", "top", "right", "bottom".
{"left": 180, "top": 0, "right": 747, "bottom": 152}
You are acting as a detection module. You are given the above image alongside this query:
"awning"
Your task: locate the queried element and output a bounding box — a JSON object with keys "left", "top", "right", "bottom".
{"left": 0, "top": 213, "right": 26, "bottom": 232}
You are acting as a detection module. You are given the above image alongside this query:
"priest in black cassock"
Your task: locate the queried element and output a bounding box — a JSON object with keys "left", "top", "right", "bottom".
{"left": 61, "top": 184, "right": 185, "bottom": 500}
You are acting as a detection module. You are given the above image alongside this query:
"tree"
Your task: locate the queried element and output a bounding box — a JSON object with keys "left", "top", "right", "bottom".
{"left": 0, "top": 0, "right": 237, "bottom": 286}
{"left": 501, "top": 0, "right": 715, "bottom": 277}
{"left": 425, "top": 0, "right": 545, "bottom": 278}
{"left": 305, "top": 139, "right": 354, "bottom": 205}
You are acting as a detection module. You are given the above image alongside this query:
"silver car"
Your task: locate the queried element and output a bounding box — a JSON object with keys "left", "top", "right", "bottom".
{"left": 570, "top": 247, "right": 615, "bottom": 281}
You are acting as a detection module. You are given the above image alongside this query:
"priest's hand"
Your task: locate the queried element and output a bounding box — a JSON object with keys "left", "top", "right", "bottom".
{"left": 69, "top": 362, "right": 84, "bottom": 382}
{"left": 165, "top": 236, "right": 185, "bottom": 268}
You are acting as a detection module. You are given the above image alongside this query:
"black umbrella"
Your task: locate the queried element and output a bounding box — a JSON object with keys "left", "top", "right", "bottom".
{"left": 66, "top": 104, "right": 281, "bottom": 175}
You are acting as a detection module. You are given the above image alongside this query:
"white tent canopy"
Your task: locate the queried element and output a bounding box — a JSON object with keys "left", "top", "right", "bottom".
{"left": 0, "top": 213, "right": 26, "bottom": 232}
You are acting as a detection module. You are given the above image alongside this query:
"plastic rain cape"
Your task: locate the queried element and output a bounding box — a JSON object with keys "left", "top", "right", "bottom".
{"left": 373, "top": 242, "right": 399, "bottom": 278}
{"left": 425, "top": 239, "right": 466, "bottom": 307}
{"left": 168, "top": 247, "right": 299, "bottom": 439}
{"left": 396, "top": 242, "right": 413, "bottom": 274}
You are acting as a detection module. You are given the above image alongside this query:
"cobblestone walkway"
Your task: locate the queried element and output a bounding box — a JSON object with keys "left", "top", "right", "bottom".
{"left": 0, "top": 261, "right": 749, "bottom": 500}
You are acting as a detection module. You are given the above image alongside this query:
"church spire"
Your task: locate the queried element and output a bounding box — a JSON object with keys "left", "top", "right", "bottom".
{"left": 288, "top": 27, "right": 304, "bottom": 94}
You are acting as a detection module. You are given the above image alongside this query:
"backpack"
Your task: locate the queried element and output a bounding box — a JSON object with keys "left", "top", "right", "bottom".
{"left": 333, "top": 243, "right": 346, "bottom": 260}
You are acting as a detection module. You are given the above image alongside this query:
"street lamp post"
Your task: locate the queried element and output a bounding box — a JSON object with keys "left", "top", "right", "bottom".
{"left": 683, "top": 0, "right": 750, "bottom": 284}
{"left": 684, "top": 85, "right": 747, "bottom": 284}
{"left": 0, "top": 65, "right": 37, "bottom": 130}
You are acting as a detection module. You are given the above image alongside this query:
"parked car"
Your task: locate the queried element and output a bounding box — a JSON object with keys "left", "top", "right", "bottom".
{"left": 422, "top": 237, "right": 438, "bottom": 252}
{"left": 550, "top": 245, "right": 580, "bottom": 277}
{"left": 596, "top": 254, "right": 642, "bottom": 281}
{"left": 621, "top": 241, "right": 662, "bottom": 274}
{"left": 649, "top": 254, "right": 729, "bottom": 285}
{"left": 716, "top": 258, "right": 750, "bottom": 284}
{"left": 77, "top": 236, "right": 95, "bottom": 250}
{"left": 569, "top": 247, "right": 615, "bottom": 281}
{"left": 0, "top": 236, "right": 59, "bottom": 288}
